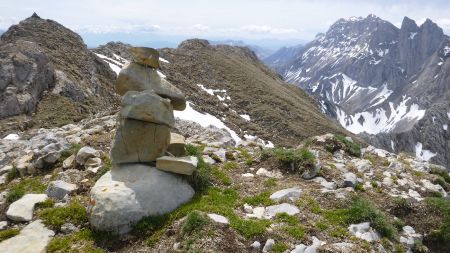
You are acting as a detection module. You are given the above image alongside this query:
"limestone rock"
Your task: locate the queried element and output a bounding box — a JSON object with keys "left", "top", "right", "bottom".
{"left": 62, "top": 154, "right": 75, "bottom": 169}
{"left": 156, "top": 156, "right": 198, "bottom": 175}
{"left": 6, "top": 194, "right": 48, "bottom": 221}
{"left": 76, "top": 146, "right": 100, "bottom": 165}
{"left": 207, "top": 213, "right": 229, "bottom": 224}
{"left": 262, "top": 239, "right": 275, "bottom": 253}
{"left": 270, "top": 187, "right": 302, "bottom": 202}
{"left": 110, "top": 118, "right": 170, "bottom": 163}
{"left": 84, "top": 157, "right": 102, "bottom": 174}
{"left": 264, "top": 203, "right": 300, "bottom": 218}
{"left": 167, "top": 133, "right": 186, "bottom": 156}
{"left": 46, "top": 180, "right": 77, "bottom": 200}
{"left": 88, "top": 164, "right": 194, "bottom": 234}
{"left": 116, "top": 62, "right": 186, "bottom": 110}
{"left": 129, "top": 47, "right": 160, "bottom": 68}
{"left": 348, "top": 222, "right": 380, "bottom": 242}
{"left": 121, "top": 90, "right": 175, "bottom": 127}
{"left": 343, "top": 172, "right": 357, "bottom": 188}
{"left": 0, "top": 220, "right": 54, "bottom": 253}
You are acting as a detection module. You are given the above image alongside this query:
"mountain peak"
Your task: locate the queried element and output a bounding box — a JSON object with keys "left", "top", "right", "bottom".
{"left": 31, "top": 12, "right": 41, "bottom": 19}
{"left": 401, "top": 16, "right": 419, "bottom": 31}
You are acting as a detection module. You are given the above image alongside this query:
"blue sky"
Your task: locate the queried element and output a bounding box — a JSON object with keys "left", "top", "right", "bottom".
{"left": 1, "top": 0, "right": 450, "bottom": 49}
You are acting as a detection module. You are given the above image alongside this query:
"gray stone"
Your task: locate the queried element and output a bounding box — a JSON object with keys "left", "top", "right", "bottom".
{"left": 343, "top": 172, "right": 357, "bottom": 188}
{"left": 250, "top": 241, "right": 261, "bottom": 250}
{"left": 301, "top": 162, "right": 321, "bottom": 179}
{"left": 88, "top": 164, "right": 194, "bottom": 234}
{"left": 156, "top": 156, "right": 198, "bottom": 175}
{"left": 207, "top": 213, "right": 229, "bottom": 224}
{"left": 60, "top": 223, "right": 79, "bottom": 234}
{"left": 129, "top": 47, "right": 159, "bottom": 68}
{"left": 262, "top": 239, "right": 275, "bottom": 253}
{"left": 202, "top": 155, "right": 216, "bottom": 165}
{"left": 348, "top": 222, "right": 380, "bottom": 242}
{"left": 76, "top": 146, "right": 100, "bottom": 165}
{"left": 317, "top": 242, "right": 356, "bottom": 253}
{"left": 270, "top": 187, "right": 302, "bottom": 202}
{"left": 62, "top": 154, "right": 75, "bottom": 169}
{"left": 110, "top": 118, "right": 170, "bottom": 164}
{"left": 167, "top": 133, "right": 186, "bottom": 157}
{"left": 264, "top": 203, "right": 300, "bottom": 218}
{"left": 84, "top": 157, "right": 102, "bottom": 174}
{"left": 6, "top": 194, "right": 48, "bottom": 221}
{"left": 0, "top": 221, "right": 7, "bottom": 230}
{"left": 46, "top": 180, "right": 77, "bottom": 200}
{"left": 116, "top": 63, "right": 186, "bottom": 110}
{"left": 121, "top": 90, "right": 175, "bottom": 126}
{"left": 34, "top": 143, "right": 62, "bottom": 169}
{"left": 0, "top": 220, "right": 54, "bottom": 253}
{"left": 291, "top": 236, "right": 324, "bottom": 253}
{"left": 0, "top": 165, "right": 13, "bottom": 176}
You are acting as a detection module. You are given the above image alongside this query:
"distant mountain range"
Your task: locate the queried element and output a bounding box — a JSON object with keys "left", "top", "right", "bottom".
{"left": 210, "top": 40, "right": 275, "bottom": 59}
{"left": 265, "top": 14, "right": 450, "bottom": 166}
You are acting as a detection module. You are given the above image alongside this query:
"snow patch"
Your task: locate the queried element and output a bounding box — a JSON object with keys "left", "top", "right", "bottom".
{"left": 415, "top": 142, "right": 436, "bottom": 161}
{"left": 174, "top": 102, "right": 242, "bottom": 144}
{"left": 409, "top": 32, "right": 418, "bottom": 39}
{"left": 94, "top": 53, "right": 126, "bottom": 75}
{"left": 390, "top": 140, "right": 395, "bottom": 152}
{"left": 444, "top": 124, "right": 448, "bottom": 131}
{"left": 159, "top": 57, "right": 170, "bottom": 64}
{"left": 3, "top": 133, "right": 19, "bottom": 140}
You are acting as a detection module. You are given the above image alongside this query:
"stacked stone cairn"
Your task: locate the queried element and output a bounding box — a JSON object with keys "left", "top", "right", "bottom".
{"left": 88, "top": 47, "right": 198, "bottom": 234}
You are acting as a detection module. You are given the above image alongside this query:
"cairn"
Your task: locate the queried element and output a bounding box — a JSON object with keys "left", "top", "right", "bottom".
{"left": 88, "top": 48, "right": 197, "bottom": 234}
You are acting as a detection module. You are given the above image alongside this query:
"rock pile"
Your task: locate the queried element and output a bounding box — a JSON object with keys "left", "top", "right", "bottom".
{"left": 88, "top": 48, "right": 196, "bottom": 234}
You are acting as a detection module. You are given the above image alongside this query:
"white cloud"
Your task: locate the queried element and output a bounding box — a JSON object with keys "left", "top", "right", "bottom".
{"left": 240, "top": 25, "right": 297, "bottom": 34}
{"left": 191, "top": 24, "right": 209, "bottom": 31}
{"left": 76, "top": 23, "right": 160, "bottom": 34}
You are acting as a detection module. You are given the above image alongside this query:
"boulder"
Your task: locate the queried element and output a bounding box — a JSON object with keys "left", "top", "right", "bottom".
{"left": 0, "top": 220, "right": 54, "bottom": 253}
{"left": 129, "top": 47, "right": 160, "bottom": 68}
{"left": 76, "top": 147, "right": 100, "bottom": 165}
{"left": 88, "top": 164, "right": 194, "bottom": 234}
{"left": 6, "top": 194, "right": 48, "bottom": 221}
{"left": 46, "top": 180, "right": 78, "bottom": 200}
{"left": 156, "top": 156, "right": 198, "bottom": 175}
{"left": 167, "top": 133, "right": 186, "bottom": 157}
{"left": 110, "top": 118, "right": 170, "bottom": 163}
{"left": 121, "top": 90, "right": 175, "bottom": 127}
{"left": 270, "top": 187, "right": 302, "bottom": 202}
{"left": 116, "top": 63, "right": 186, "bottom": 110}
{"left": 34, "top": 143, "right": 63, "bottom": 169}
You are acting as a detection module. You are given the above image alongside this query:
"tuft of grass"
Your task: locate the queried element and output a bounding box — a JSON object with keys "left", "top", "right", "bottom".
{"left": 430, "top": 167, "right": 450, "bottom": 183}
{"left": 297, "top": 196, "right": 322, "bottom": 214}
{"left": 315, "top": 221, "right": 329, "bottom": 231}
{"left": 243, "top": 191, "right": 276, "bottom": 206}
{"left": 223, "top": 161, "right": 239, "bottom": 170}
{"left": 5, "top": 166, "right": 19, "bottom": 183}
{"left": 36, "top": 198, "right": 55, "bottom": 209}
{"left": 47, "top": 228, "right": 107, "bottom": 253}
{"left": 263, "top": 178, "right": 277, "bottom": 187}
{"left": 232, "top": 218, "right": 271, "bottom": 239}
{"left": 329, "top": 226, "right": 349, "bottom": 238}
{"left": 6, "top": 177, "right": 47, "bottom": 203}
{"left": 0, "top": 229, "right": 20, "bottom": 242}
{"left": 211, "top": 166, "right": 232, "bottom": 185}
{"left": 335, "top": 135, "right": 361, "bottom": 157}
{"left": 325, "top": 197, "right": 396, "bottom": 239}
{"left": 354, "top": 183, "right": 365, "bottom": 192}
{"left": 275, "top": 212, "right": 299, "bottom": 226}
{"left": 261, "top": 147, "right": 316, "bottom": 171}
{"left": 38, "top": 201, "right": 88, "bottom": 230}
{"left": 284, "top": 226, "right": 305, "bottom": 240}
{"left": 185, "top": 144, "right": 204, "bottom": 156}
{"left": 182, "top": 211, "right": 209, "bottom": 235}
{"left": 425, "top": 197, "right": 450, "bottom": 244}
{"left": 189, "top": 155, "right": 212, "bottom": 193}
{"left": 272, "top": 242, "right": 289, "bottom": 253}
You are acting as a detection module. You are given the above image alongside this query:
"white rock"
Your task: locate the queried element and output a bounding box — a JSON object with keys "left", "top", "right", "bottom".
{"left": 262, "top": 238, "right": 275, "bottom": 253}
{"left": 270, "top": 187, "right": 302, "bottom": 202}
{"left": 241, "top": 173, "right": 254, "bottom": 180}
{"left": 352, "top": 159, "right": 372, "bottom": 172}
{"left": 256, "top": 168, "right": 283, "bottom": 178}
{"left": 76, "top": 146, "right": 100, "bottom": 165}
{"left": 348, "top": 222, "right": 380, "bottom": 242}
{"left": 207, "top": 213, "right": 229, "bottom": 224}
{"left": 3, "top": 134, "right": 19, "bottom": 140}
{"left": 264, "top": 203, "right": 300, "bottom": 218}
{"left": 343, "top": 172, "right": 357, "bottom": 188}
{"left": 408, "top": 189, "right": 422, "bottom": 201}
{"left": 156, "top": 156, "right": 198, "bottom": 175}
{"left": 0, "top": 221, "right": 7, "bottom": 230}
{"left": 0, "top": 220, "right": 54, "bottom": 253}
{"left": 46, "top": 180, "right": 78, "bottom": 200}
{"left": 291, "top": 244, "right": 307, "bottom": 253}
{"left": 246, "top": 206, "right": 265, "bottom": 219}
{"left": 88, "top": 164, "right": 194, "bottom": 234}
{"left": 0, "top": 165, "right": 13, "bottom": 176}
{"left": 6, "top": 194, "right": 48, "bottom": 221}
{"left": 202, "top": 155, "right": 216, "bottom": 165}
{"left": 243, "top": 203, "right": 253, "bottom": 214}
{"left": 250, "top": 241, "right": 261, "bottom": 250}
{"left": 84, "top": 157, "right": 102, "bottom": 174}
{"left": 421, "top": 179, "right": 448, "bottom": 197}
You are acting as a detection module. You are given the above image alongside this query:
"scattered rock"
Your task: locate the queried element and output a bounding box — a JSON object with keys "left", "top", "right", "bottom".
{"left": 256, "top": 168, "right": 283, "bottom": 178}
{"left": 207, "top": 213, "right": 229, "bottom": 224}
{"left": 84, "top": 157, "right": 102, "bottom": 174}
{"left": 343, "top": 172, "right": 357, "bottom": 188}
{"left": 262, "top": 238, "right": 275, "bottom": 253}
{"left": 46, "top": 180, "right": 78, "bottom": 200}
{"left": 202, "top": 155, "right": 216, "bottom": 165}
{"left": 76, "top": 146, "right": 100, "bottom": 165}
{"left": 241, "top": 173, "right": 255, "bottom": 180}
{"left": 421, "top": 179, "right": 448, "bottom": 197}
{"left": 0, "top": 220, "right": 54, "bottom": 253}
{"left": 246, "top": 206, "right": 265, "bottom": 219}
{"left": 348, "top": 222, "right": 380, "bottom": 242}
{"left": 317, "top": 242, "right": 357, "bottom": 253}
{"left": 61, "top": 223, "right": 79, "bottom": 234}
{"left": 291, "top": 236, "right": 325, "bottom": 253}
{"left": 0, "top": 221, "right": 7, "bottom": 230}
{"left": 88, "top": 164, "right": 194, "bottom": 234}
{"left": 264, "top": 203, "right": 300, "bottom": 218}
{"left": 62, "top": 154, "right": 75, "bottom": 169}
{"left": 156, "top": 156, "right": 198, "bottom": 175}
{"left": 243, "top": 203, "right": 253, "bottom": 214}
{"left": 250, "top": 241, "right": 261, "bottom": 250}
{"left": 6, "top": 194, "right": 48, "bottom": 221}
{"left": 270, "top": 187, "right": 302, "bottom": 202}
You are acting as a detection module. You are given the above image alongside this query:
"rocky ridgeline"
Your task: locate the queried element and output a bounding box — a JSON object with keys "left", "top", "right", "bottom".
{"left": 89, "top": 47, "right": 199, "bottom": 234}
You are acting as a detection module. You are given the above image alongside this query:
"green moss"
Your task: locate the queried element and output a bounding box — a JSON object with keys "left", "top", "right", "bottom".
{"left": 271, "top": 242, "right": 289, "bottom": 253}
{"left": 38, "top": 201, "right": 88, "bottom": 230}
{"left": 297, "top": 196, "right": 322, "bottom": 214}
{"left": 190, "top": 155, "right": 212, "bottom": 193}
{"left": 0, "top": 229, "right": 19, "bottom": 242}
{"left": 36, "top": 198, "right": 55, "bottom": 209}
{"left": 243, "top": 191, "right": 276, "bottom": 206}
{"left": 232, "top": 218, "right": 271, "bottom": 239}
{"left": 329, "top": 226, "right": 349, "bottom": 238}
{"left": 7, "top": 177, "right": 47, "bottom": 203}
{"left": 182, "top": 211, "right": 209, "bottom": 235}
{"left": 47, "top": 229, "right": 107, "bottom": 253}
{"left": 284, "top": 226, "right": 305, "bottom": 240}
{"left": 211, "top": 166, "right": 232, "bottom": 185}
{"left": 186, "top": 144, "right": 204, "bottom": 156}
{"left": 430, "top": 167, "right": 450, "bottom": 183}
{"left": 267, "top": 147, "right": 315, "bottom": 167}
{"left": 263, "top": 178, "right": 277, "bottom": 187}
{"left": 425, "top": 197, "right": 450, "bottom": 245}
{"left": 275, "top": 212, "right": 299, "bottom": 226}
{"left": 354, "top": 183, "right": 365, "bottom": 191}
{"left": 315, "top": 221, "right": 329, "bottom": 231}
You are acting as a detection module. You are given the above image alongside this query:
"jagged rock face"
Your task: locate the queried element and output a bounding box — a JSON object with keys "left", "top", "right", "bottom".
{"left": 0, "top": 40, "right": 55, "bottom": 118}
{"left": 266, "top": 15, "right": 450, "bottom": 166}
{"left": 0, "top": 14, "right": 117, "bottom": 124}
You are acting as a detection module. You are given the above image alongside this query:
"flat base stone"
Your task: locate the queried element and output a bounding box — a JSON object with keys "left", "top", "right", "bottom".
{"left": 0, "top": 220, "right": 54, "bottom": 253}
{"left": 156, "top": 156, "right": 198, "bottom": 175}
{"left": 88, "top": 164, "right": 194, "bottom": 234}
{"left": 6, "top": 194, "right": 48, "bottom": 221}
